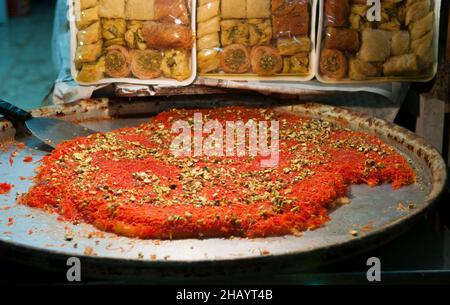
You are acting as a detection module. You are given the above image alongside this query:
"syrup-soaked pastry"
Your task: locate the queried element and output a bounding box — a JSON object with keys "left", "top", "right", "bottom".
{"left": 197, "top": 0, "right": 220, "bottom": 23}
{"left": 405, "top": 0, "right": 430, "bottom": 26}
{"left": 324, "top": 27, "right": 359, "bottom": 53}
{"left": 409, "top": 11, "right": 434, "bottom": 41}
{"left": 77, "top": 21, "right": 101, "bottom": 45}
{"left": 101, "top": 18, "right": 126, "bottom": 40}
{"left": 161, "top": 49, "right": 191, "bottom": 81}
{"left": 98, "top": 0, "right": 125, "bottom": 19}
{"left": 348, "top": 57, "right": 380, "bottom": 81}
{"left": 155, "top": 0, "right": 190, "bottom": 25}
{"left": 391, "top": 31, "right": 410, "bottom": 56}
{"left": 77, "top": 56, "right": 105, "bottom": 83}
{"left": 105, "top": 45, "right": 131, "bottom": 77}
{"left": 142, "top": 21, "right": 194, "bottom": 49}
{"left": 197, "top": 48, "right": 221, "bottom": 73}
{"left": 358, "top": 29, "right": 391, "bottom": 62}
{"left": 250, "top": 46, "right": 283, "bottom": 76}
{"left": 246, "top": 0, "right": 271, "bottom": 19}
{"left": 130, "top": 49, "right": 163, "bottom": 79}
{"left": 248, "top": 19, "right": 272, "bottom": 46}
{"left": 125, "top": 0, "right": 155, "bottom": 20}
{"left": 197, "top": 16, "right": 221, "bottom": 38}
{"left": 124, "top": 21, "right": 147, "bottom": 50}
{"left": 220, "top": 19, "right": 249, "bottom": 46}
{"left": 220, "top": 44, "right": 251, "bottom": 73}
{"left": 272, "top": 0, "right": 309, "bottom": 38}
{"left": 411, "top": 30, "right": 434, "bottom": 64}
{"left": 319, "top": 49, "right": 348, "bottom": 80}
{"left": 197, "top": 32, "right": 220, "bottom": 50}
{"left": 76, "top": 6, "right": 99, "bottom": 29}
{"left": 78, "top": 0, "right": 97, "bottom": 10}
{"left": 324, "top": 0, "right": 350, "bottom": 27}
{"left": 75, "top": 41, "right": 102, "bottom": 65}
{"left": 282, "top": 52, "right": 309, "bottom": 74}
{"left": 383, "top": 53, "right": 419, "bottom": 76}
{"left": 221, "top": 0, "right": 246, "bottom": 19}
{"left": 276, "top": 36, "right": 311, "bottom": 55}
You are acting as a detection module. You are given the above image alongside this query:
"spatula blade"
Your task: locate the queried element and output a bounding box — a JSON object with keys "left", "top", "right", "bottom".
{"left": 25, "top": 118, "right": 95, "bottom": 148}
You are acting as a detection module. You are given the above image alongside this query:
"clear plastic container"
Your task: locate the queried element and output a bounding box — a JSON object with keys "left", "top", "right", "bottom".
{"left": 196, "top": 0, "right": 317, "bottom": 82}
{"left": 69, "top": 0, "right": 197, "bottom": 86}
{"left": 315, "top": 0, "right": 441, "bottom": 84}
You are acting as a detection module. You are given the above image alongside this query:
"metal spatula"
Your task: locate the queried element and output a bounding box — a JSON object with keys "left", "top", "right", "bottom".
{"left": 0, "top": 99, "right": 95, "bottom": 148}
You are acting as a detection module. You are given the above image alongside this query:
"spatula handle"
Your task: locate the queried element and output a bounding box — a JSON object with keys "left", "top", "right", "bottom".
{"left": 0, "top": 99, "right": 32, "bottom": 123}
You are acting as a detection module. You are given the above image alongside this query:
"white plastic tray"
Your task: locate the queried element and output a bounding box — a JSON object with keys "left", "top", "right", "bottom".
{"left": 200, "top": 0, "right": 318, "bottom": 82}
{"left": 315, "top": 0, "right": 441, "bottom": 84}
{"left": 68, "top": 0, "right": 197, "bottom": 87}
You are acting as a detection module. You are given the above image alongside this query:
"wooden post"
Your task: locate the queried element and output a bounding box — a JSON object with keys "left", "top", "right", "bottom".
{"left": 416, "top": 94, "right": 446, "bottom": 153}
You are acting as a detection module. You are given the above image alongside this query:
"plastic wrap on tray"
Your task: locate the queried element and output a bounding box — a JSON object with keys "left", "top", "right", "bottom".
{"left": 196, "top": 0, "right": 316, "bottom": 81}
{"left": 155, "top": 0, "right": 190, "bottom": 25}
{"left": 324, "top": 0, "right": 349, "bottom": 27}
{"left": 317, "top": 0, "right": 440, "bottom": 83}
{"left": 324, "top": 27, "right": 359, "bottom": 53}
{"left": 142, "top": 21, "right": 194, "bottom": 49}
{"left": 277, "top": 36, "right": 311, "bottom": 55}
{"left": 272, "top": 0, "right": 309, "bottom": 38}
{"left": 70, "top": 0, "right": 196, "bottom": 85}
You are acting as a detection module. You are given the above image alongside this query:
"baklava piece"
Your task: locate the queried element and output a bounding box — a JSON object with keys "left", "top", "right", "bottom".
{"left": 272, "top": 0, "right": 309, "bottom": 38}
{"left": 282, "top": 52, "right": 309, "bottom": 74}
{"left": 77, "top": 21, "right": 101, "bottom": 45}
{"left": 358, "top": 29, "right": 391, "bottom": 62}
{"left": 197, "top": 49, "right": 221, "bottom": 73}
{"left": 125, "top": 0, "right": 155, "bottom": 20}
{"left": 250, "top": 46, "right": 282, "bottom": 76}
{"left": 221, "top": 0, "right": 246, "bottom": 19}
{"left": 220, "top": 44, "right": 250, "bottom": 73}
{"left": 277, "top": 36, "right": 311, "bottom": 55}
{"left": 77, "top": 56, "right": 105, "bottom": 83}
{"left": 78, "top": 0, "right": 98, "bottom": 10}
{"left": 76, "top": 5, "right": 99, "bottom": 29}
{"left": 324, "top": 0, "right": 349, "bottom": 27}
{"left": 248, "top": 19, "right": 272, "bottom": 46}
{"left": 319, "top": 49, "right": 348, "bottom": 80}
{"left": 197, "top": 32, "right": 220, "bottom": 50}
{"left": 98, "top": 0, "right": 125, "bottom": 19}
{"left": 130, "top": 49, "right": 163, "bottom": 79}
{"left": 246, "top": 0, "right": 271, "bottom": 19}
{"left": 161, "top": 49, "right": 191, "bottom": 81}
{"left": 197, "top": 0, "right": 220, "bottom": 23}
{"left": 105, "top": 45, "right": 131, "bottom": 78}
{"left": 220, "top": 19, "right": 249, "bottom": 46}
{"left": 155, "top": 0, "right": 190, "bottom": 25}
{"left": 102, "top": 18, "right": 127, "bottom": 46}
{"left": 383, "top": 54, "right": 419, "bottom": 76}
{"left": 75, "top": 41, "right": 103, "bottom": 66}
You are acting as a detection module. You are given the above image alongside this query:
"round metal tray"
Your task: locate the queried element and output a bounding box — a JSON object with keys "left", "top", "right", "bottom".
{"left": 0, "top": 97, "right": 446, "bottom": 280}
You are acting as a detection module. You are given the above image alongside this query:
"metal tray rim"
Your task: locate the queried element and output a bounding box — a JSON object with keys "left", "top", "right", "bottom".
{"left": 0, "top": 99, "right": 446, "bottom": 268}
